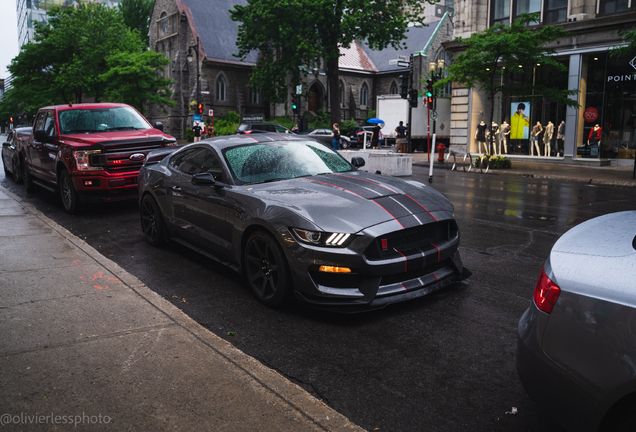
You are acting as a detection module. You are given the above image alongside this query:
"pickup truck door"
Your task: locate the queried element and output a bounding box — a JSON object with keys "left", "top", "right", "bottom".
{"left": 37, "top": 111, "right": 59, "bottom": 182}
{"left": 27, "top": 111, "right": 48, "bottom": 177}
{"left": 166, "top": 146, "right": 231, "bottom": 256}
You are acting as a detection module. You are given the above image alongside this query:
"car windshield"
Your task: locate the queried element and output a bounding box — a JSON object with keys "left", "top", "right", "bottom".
{"left": 58, "top": 107, "right": 150, "bottom": 134}
{"left": 224, "top": 141, "right": 354, "bottom": 184}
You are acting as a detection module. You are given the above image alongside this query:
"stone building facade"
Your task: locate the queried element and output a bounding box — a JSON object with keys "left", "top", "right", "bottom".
{"left": 447, "top": 0, "right": 636, "bottom": 166}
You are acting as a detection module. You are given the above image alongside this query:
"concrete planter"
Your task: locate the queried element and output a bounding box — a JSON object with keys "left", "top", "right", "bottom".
{"left": 339, "top": 150, "right": 412, "bottom": 176}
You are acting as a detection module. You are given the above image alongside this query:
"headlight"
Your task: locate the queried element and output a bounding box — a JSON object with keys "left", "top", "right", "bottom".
{"left": 163, "top": 137, "right": 178, "bottom": 147}
{"left": 73, "top": 150, "right": 102, "bottom": 171}
{"left": 291, "top": 228, "right": 352, "bottom": 247}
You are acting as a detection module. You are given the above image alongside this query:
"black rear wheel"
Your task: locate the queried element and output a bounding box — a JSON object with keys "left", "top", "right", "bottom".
{"left": 12, "top": 159, "right": 22, "bottom": 183}
{"left": 244, "top": 231, "right": 292, "bottom": 306}
{"left": 140, "top": 194, "right": 167, "bottom": 246}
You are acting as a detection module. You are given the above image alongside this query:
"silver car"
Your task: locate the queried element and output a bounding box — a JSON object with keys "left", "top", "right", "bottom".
{"left": 516, "top": 211, "right": 636, "bottom": 432}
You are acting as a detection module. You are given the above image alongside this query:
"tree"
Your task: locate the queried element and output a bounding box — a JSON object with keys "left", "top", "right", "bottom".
{"left": 438, "top": 13, "right": 579, "bottom": 151}
{"left": 610, "top": 28, "right": 636, "bottom": 58}
{"left": 0, "top": 3, "right": 174, "bottom": 118}
{"left": 100, "top": 51, "right": 176, "bottom": 113}
{"left": 231, "top": 0, "right": 434, "bottom": 125}
{"left": 119, "top": 0, "right": 154, "bottom": 47}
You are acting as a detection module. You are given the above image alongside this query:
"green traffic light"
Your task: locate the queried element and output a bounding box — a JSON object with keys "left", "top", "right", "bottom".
{"left": 291, "top": 104, "right": 297, "bottom": 110}
{"left": 425, "top": 91, "right": 432, "bottom": 97}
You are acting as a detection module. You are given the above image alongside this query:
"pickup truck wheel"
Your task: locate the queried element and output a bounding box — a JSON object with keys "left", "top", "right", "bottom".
{"left": 21, "top": 159, "right": 35, "bottom": 193}
{"left": 12, "top": 160, "right": 22, "bottom": 183}
{"left": 60, "top": 169, "right": 81, "bottom": 214}
{"left": 140, "top": 195, "right": 167, "bottom": 246}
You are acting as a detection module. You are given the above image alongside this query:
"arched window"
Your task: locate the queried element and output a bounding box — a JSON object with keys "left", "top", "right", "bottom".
{"left": 339, "top": 82, "right": 345, "bottom": 106}
{"left": 216, "top": 75, "right": 226, "bottom": 101}
{"left": 390, "top": 81, "right": 398, "bottom": 95}
{"left": 360, "top": 83, "right": 368, "bottom": 107}
{"left": 250, "top": 87, "right": 259, "bottom": 104}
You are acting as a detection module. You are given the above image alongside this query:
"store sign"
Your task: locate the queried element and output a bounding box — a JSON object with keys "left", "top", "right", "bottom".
{"left": 583, "top": 107, "right": 598, "bottom": 123}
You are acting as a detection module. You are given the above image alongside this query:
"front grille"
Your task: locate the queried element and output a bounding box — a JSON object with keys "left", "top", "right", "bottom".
{"left": 380, "top": 260, "right": 447, "bottom": 286}
{"left": 365, "top": 221, "right": 455, "bottom": 260}
{"left": 91, "top": 142, "right": 163, "bottom": 173}
{"left": 310, "top": 271, "right": 365, "bottom": 289}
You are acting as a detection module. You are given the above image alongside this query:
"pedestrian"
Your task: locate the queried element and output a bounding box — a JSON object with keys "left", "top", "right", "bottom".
{"left": 292, "top": 124, "right": 299, "bottom": 133}
{"left": 395, "top": 121, "right": 407, "bottom": 153}
{"left": 371, "top": 123, "right": 381, "bottom": 149}
{"left": 207, "top": 123, "right": 214, "bottom": 138}
{"left": 331, "top": 123, "right": 341, "bottom": 151}
{"left": 192, "top": 122, "right": 202, "bottom": 142}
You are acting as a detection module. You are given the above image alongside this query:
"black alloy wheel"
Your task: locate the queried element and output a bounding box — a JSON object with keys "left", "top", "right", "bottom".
{"left": 244, "top": 231, "right": 292, "bottom": 306}
{"left": 140, "top": 194, "right": 167, "bottom": 246}
{"left": 59, "top": 169, "right": 81, "bottom": 214}
{"left": 12, "top": 159, "right": 22, "bottom": 183}
{"left": 21, "top": 158, "right": 35, "bottom": 193}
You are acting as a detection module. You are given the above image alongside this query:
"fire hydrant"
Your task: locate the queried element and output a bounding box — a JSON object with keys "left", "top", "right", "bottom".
{"left": 437, "top": 141, "right": 445, "bottom": 162}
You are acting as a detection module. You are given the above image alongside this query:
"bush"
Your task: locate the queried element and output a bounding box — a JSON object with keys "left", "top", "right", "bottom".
{"left": 214, "top": 111, "right": 241, "bottom": 136}
{"left": 340, "top": 119, "right": 359, "bottom": 134}
{"left": 308, "top": 109, "right": 331, "bottom": 129}
{"left": 274, "top": 115, "right": 295, "bottom": 130}
{"left": 185, "top": 127, "right": 194, "bottom": 142}
{"left": 473, "top": 155, "right": 512, "bottom": 169}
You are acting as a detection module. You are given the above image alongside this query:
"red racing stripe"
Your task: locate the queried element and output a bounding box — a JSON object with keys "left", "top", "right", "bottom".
{"left": 396, "top": 250, "right": 408, "bottom": 272}
{"left": 401, "top": 282, "right": 407, "bottom": 292}
{"left": 332, "top": 173, "right": 399, "bottom": 194}
{"left": 404, "top": 194, "right": 438, "bottom": 222}
{"left": 431, "top": 243, "right": 440, "bottom": 262}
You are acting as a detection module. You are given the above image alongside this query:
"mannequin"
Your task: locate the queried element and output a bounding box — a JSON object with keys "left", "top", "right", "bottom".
{"left": 531, "top": 122, "right": 543, "bottom": 156}
{"left": 588, "top": 124, "right": 602, "bottom": 146}
{"left": 475, "top": 121, "right": 488, "bottom": 154}
{"left": 543, "top": 121, "right": 554, "bottom": 157}
{"left": 489, "top": 122, "right": 500, "bottom": 155}
{"left": 556, "top": 121, "right": 565, "bottom": 157}
{"left": 499, "top": 120, "right": 510, "bottom": 155}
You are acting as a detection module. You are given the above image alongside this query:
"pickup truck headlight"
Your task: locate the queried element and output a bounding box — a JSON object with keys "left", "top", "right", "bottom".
{"left": 163, "top": 137, "right": 178, "bottom": 147}
{"left": 73, "top": 150, "right": 103, "bottom": 171}
{"left": 291, "top": 228, "right": 352, "bottom": 247}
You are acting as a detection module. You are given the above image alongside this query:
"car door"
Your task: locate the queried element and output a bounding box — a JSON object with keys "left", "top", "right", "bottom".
{"left": 28, "top": 112, "right": 48, "bottom": 178}
{"left": 166, "top": 146, "right": 231, "bottom": 255}
{"left": 38, "top": 111, "right": 59, "bottom": 182}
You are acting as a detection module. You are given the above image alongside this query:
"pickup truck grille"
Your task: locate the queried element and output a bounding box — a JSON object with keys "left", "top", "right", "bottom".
{"left": 91, "top": 143, "right": 164, "bottom": 173}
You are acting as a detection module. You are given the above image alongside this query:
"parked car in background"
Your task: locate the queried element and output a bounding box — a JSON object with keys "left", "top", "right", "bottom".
{"left": 235, "top": 122, "right": 292, "bottom": 135}
{"left": 2, "top": 127, "right": 32, "bottom": 183}
{"left": 299, "top": 128, "right": 350, "bottom": 148}
{"left": 348, "top": 126, "right": 376, "bottom": 147}
{"left": 138, "top": 133, "right": 464, "bottom": 310}
{"left": 516, "top": 211, "right": 636, "bottom": 432}
{"left": 17, "top": 103, "right": 177, "bottom": 214}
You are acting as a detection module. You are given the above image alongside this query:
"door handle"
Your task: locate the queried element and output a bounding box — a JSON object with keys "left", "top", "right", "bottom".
{"left": 172, "top": 186, "right": 181, "bottom": 191}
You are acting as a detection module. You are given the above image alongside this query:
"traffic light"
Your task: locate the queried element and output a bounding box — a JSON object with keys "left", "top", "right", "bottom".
{"left": 399, "top": 73, "right": 410, "bottom": 99}
{"left": 408, "top": 89, "right": 418, "bottom": 108}
{"left": 9, "top": 117, "right": 13, "bottom": 123}
{"left": 291, "top": 94, "right": 299, "bottom": 114}
{"left": 197, "top": 103, "right": 204, "bottom": 114}
{"left": 425, "top": 79, "right": 433, "bottom": 98}
{"left": 427, "top": 94, "right": 433, "bottom": 106}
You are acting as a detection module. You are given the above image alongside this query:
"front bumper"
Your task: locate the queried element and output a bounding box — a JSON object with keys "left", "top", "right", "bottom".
{"left": 281, "top": 213, "right": 466, "bottom": 311}
{"left": 72, "top": 173, "right": 139, "bottom": 203}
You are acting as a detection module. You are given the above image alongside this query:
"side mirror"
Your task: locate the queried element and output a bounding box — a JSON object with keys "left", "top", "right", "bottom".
{"left": 3, "top": 142, "right": 12, "bottom": 148}
{"left": 34, "top": 129, "right": 49, "bottom": 143}
{"left": 351, "top": 156, "right": 365, "bottom": 168}
{"left": 192, "top": 172, "right": 225, "bottom": 187}
{"left": 153, "top": 122, "right": 164, "bottom": 132}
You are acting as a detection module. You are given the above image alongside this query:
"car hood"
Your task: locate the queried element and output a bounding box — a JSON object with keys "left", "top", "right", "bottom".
{"left": 60, "top": 129, "right": 173, "bottom": 146}
{"left": 245, "top": 171, "right": 453, "bottom": 233}
{"left": 549, "top": 211, "right": 636, "bottom": 307}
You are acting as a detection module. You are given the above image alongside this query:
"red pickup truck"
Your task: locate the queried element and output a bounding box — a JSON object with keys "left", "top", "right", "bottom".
{"left": 19, "top": 102, "right": 177, "bottom": 214}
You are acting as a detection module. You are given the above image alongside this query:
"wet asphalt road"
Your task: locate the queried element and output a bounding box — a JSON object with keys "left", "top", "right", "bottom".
{"left": 3, "top": 161, "right": 636, "bottom": 432}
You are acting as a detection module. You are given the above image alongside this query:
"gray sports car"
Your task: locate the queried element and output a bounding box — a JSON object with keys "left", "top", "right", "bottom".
{"left": 138, "top": 133, "right": 464, "bottom": 310}
{"left": 516, "top": 211, "right": 636, "bottom": 431}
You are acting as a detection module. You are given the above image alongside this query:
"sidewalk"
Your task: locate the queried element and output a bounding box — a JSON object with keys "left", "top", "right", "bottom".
{"left": 0, "top": 185, "right": 363, "bottom": 431}
{"left": 411, "top": 153, "right": 636, "bottom": 187}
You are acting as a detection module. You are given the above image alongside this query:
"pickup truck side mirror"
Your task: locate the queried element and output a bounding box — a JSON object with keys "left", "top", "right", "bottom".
{"left": 34, "top": 130, "right": 50, "bottom": 143}
{"left": 191, "top": 172, "right": 226, "bottom": 188}
{"left": 153, "top": 122, "right": 164, "bottom": 132}
{"left": 351, "top": 156, "right": 365, "bottom": 168}
{"left": 3, "top": 142, "right": 12, "bottom": 149}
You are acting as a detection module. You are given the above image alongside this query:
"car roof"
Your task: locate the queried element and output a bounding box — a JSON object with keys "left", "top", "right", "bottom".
{"left": 190, "top": 132, "right": 313, "bottom": 151}
{"left": 41, "top": 102, "right": 133, "bottom": 111}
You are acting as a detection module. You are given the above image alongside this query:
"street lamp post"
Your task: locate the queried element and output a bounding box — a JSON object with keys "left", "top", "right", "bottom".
{"left": 428, "top": 59, "right": 445, "bottom": 163}
{"left": 187, "top": 37, "right": 201, "bottom": 113}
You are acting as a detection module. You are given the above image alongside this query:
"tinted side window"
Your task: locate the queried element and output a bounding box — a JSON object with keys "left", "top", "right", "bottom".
{"left": 34, "top": 112, "right": 47, "bottom": 132}
{"left": 170, "top": 147, "right": 224, "bottom": 181}
{"left": 44, "top": 111, "right": 57, "bottom": 137}
{"left": 275, "top": 126, "right": 289, "bottom": 133}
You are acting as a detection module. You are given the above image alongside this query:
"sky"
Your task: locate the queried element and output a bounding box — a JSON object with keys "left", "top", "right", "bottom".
{"left": 0, "top": 0, "right": 19, "bottom": 79}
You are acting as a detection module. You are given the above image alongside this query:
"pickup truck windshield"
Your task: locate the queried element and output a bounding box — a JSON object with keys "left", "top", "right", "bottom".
{"left": 58, "top": 107, "right": 150, "bottom": 134}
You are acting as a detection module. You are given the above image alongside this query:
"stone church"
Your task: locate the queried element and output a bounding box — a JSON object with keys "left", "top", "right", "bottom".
{"left": 146, "top": 0, "right": 453, "bottom": 139}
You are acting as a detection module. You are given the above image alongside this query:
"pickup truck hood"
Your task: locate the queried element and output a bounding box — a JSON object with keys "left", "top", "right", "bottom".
{"left": 60, "top": 129, "right": 174, "bottom": 147}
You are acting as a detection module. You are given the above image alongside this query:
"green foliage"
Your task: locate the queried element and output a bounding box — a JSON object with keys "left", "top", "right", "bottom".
{"left": 213, "top": 111, "right": 241, "bottom": 136}
{"left": 611, "top": 27, "right": 636, "bottom": 58}
{"left": 308, "top": 109, "right": 331, "bottom": 129}
{"left": 231, "top": 0, "right": 435, "bottom": 124}
{"left": 438, "top": 14, "right": 578, "bottom": 129}
{"left": 341, "top": 118, "right": 359, "bottom": 134}
{"left": 185, "top": 127, "right": 194, "bottom": 142}
{"left": 274, "top": 115, "right": 295, "bottom": 130}
{"left": 473, "top": 155, "right": 512, "bottom": 169}
{"left": 100, "top": 51, "right": 176, "bottom": 113}
{"left": 0, "top": 3, "right": 173, "bottom": 120}
{"left": 366, "top": 110, "right": 377, "bottom": 121}
{"left": 118, "top": 0, "right": 154, "bottom": 47}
